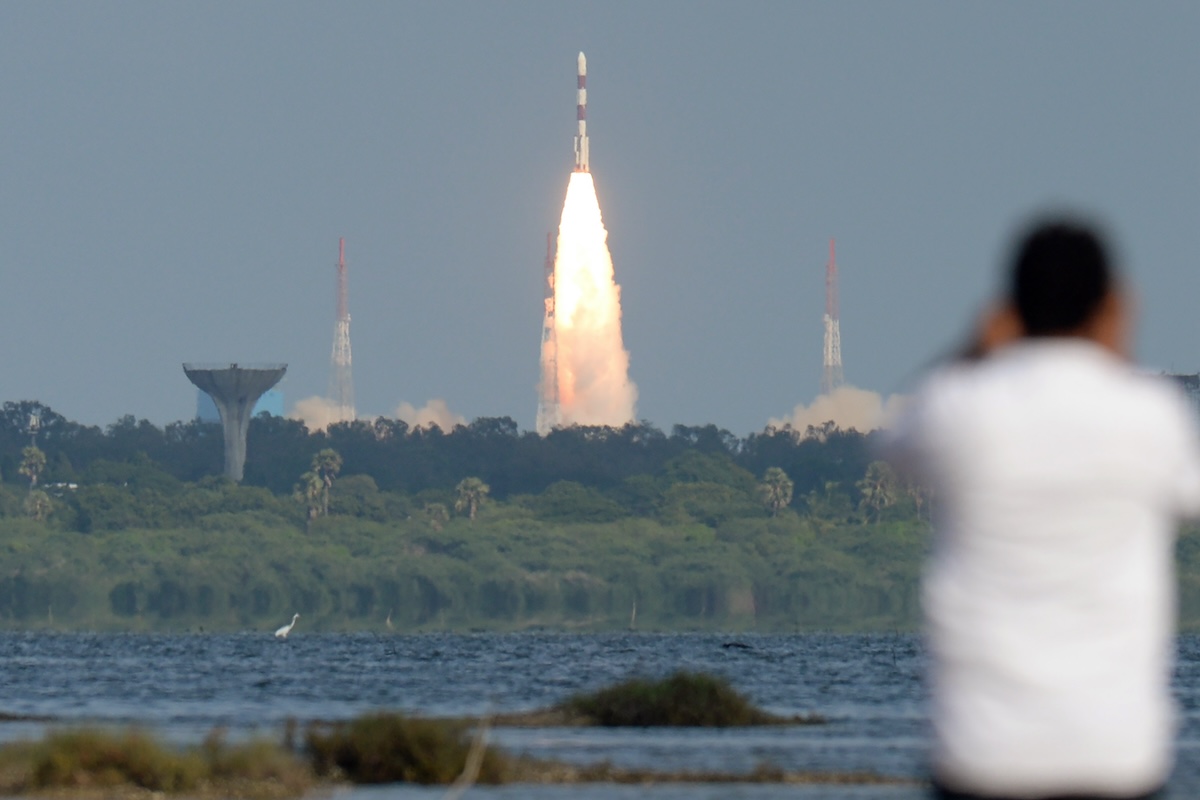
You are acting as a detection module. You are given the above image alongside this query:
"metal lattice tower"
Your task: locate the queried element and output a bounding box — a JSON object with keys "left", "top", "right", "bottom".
{"left": 329, "top": 237, "right": 356, "bottom": 422}
{"left": 535, "top": 231, "right": 559, "bottom": 435}
{"left": 821, "top": 238, "right": 844, "bottom": 395}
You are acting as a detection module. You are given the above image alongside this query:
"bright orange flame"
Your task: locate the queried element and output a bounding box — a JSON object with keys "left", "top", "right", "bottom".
{"left": 538, "top": 172, "right": 637, "bottom": 431}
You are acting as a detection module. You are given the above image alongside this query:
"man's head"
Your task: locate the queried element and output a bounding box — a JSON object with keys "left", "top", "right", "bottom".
{"left": 964, "top": 217, "right": 1130, "bottom": 360}
{"left": 1008, "top": 219, "right": 1118, "bottom": 339}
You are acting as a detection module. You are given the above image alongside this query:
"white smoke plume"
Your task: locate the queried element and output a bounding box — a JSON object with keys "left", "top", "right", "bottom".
{"left": 539, "top": 172, "right": 637, "bottom": 431}
{"left": 393, "top": 399, "right": 465, "bottom": 431}
{"left": 289, "top": 396, "right": 347, "bottom": 432}
{"left": 290, "top": 396, "right": 463, "bottom": 433}
{"left": 769, "top": 385, "right": 907, "bottom": 435}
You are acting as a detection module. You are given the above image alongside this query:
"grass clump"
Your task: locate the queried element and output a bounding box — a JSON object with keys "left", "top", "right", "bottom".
{"left": 0, "top": 728, "right": 313, "bottom": 798}
{"left": 0, "top": 716, "right": 895, "bottom": 792}
{"left": 304, "top": 712, "right": 510, "bottom": 785}
{"left": 24, "top": 729, "right": 205, "bottom": 793}
{"left": 561, "top": 670, "right": 814, "bottom": 727}
{"left": 199, "top": 729, "right": 315, "bottom": 797}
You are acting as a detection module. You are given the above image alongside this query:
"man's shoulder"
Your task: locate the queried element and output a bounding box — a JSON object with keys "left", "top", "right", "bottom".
{"left": 1130, "top": 372, "right": 1200, "bottom": 435}
{"left": 912, "top": 345, "right": 1190, "bottom": 421}
{"left": 1093, "top": 361, "right": 1195, "bottom": 420}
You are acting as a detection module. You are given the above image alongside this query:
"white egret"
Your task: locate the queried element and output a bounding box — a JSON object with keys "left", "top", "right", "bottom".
{"left": 275, "top": 613, "right": 299, "bottom": 639}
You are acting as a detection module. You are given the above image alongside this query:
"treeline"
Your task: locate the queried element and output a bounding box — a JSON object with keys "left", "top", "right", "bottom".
{"left": 0, "top": 400, "right": 888, "bottom": 524}
{"left": 0, "top": 509, "right": 927, "bottom": 633}
{"left": 4, "top": 398, "right": 1198, "bottom": 634}
{"left": 2, "top": 491, "right": 1194, "bottom": 634}
{"left": 0, "top": 400, "right": 942, "bottom": 631}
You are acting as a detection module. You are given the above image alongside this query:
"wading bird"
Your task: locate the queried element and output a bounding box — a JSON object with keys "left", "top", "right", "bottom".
{"left": 274, "top": 613, "right": 299, "bottom": 639}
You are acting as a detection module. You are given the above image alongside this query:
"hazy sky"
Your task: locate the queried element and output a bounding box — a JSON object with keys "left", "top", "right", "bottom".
{"left": 2, "top": 2, "right": 1198, "bottom": 434}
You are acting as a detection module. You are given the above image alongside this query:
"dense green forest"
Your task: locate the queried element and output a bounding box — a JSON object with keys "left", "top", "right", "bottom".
{"left": 2, "top": 399, "right": 1199, "bottom": 633}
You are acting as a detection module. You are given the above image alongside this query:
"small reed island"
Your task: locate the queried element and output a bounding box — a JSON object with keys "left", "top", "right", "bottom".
{"left": 0, "top": 672, "right": 908, "bottom": 797}
{"left": 490, "top": 669, "right": 824, "bottom": 727}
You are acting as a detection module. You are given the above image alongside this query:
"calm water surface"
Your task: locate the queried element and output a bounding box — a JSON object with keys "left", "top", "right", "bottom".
{"left": 2, "top": 632, "right": 1199, "bottom": 799}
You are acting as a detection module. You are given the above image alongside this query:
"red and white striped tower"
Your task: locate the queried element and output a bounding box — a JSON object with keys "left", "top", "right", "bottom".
{"left": 821, "top": 238, "right": 844, "bottom": 395}
{"left": 329, "top": 237, "right": 355, "bottom": 422}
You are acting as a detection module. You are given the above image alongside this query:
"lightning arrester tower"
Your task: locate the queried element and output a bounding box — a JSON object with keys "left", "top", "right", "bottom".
{"left": 821, "top": 238, "right": 844, "bottom": 395}
{"left": 330, "top": 237, "right": 356, "bottom": 422}
{"left": 536, "top": 231, "right": 559, "bottom": 434}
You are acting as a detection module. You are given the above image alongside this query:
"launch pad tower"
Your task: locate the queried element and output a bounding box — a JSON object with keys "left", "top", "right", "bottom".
{"left": 821, "top": 239, "right": 845, "bottom": 395}
{"left": 183, "top": 363, "right": 287, "bottom": 482}
{"left": 536, "top": 232, "right": 559, "bottom": 435}
{"left": 329, "top": 238, "right": 355, "bottom": 423}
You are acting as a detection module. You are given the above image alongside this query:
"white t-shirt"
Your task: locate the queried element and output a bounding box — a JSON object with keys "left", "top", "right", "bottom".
{"left": 888, "top": 339, "right": 1200, "bottom": 798}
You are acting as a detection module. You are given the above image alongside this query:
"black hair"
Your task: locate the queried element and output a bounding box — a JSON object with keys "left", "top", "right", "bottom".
{"left": 1008, "top": 219, "right": 1114, "bottom": 337}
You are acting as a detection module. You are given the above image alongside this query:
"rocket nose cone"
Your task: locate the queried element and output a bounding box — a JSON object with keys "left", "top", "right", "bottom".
{"left": 578, "top": 52, "right": 586, "bottom": 74}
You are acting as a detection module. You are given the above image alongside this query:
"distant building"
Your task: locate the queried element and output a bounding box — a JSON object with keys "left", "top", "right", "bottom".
{"left": 1166, "top": 374, "right": 1200, "bottom": 418}
{"left": 196, "top": 388, "right": 284, "bottom": 423}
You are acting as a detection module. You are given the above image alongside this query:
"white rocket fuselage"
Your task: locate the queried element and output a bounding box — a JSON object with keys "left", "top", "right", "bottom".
{"left": 574, "top": 51, "right": 589, "bottom": 172}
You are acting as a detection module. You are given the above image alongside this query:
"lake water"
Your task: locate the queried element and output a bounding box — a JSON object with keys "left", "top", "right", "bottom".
{"left": 1, "top": 632, "right": 1198, "bottom": 799}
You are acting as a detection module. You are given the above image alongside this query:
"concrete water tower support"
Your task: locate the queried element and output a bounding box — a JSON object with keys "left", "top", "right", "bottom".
{"left": 183, "top": 363, "right": 287, "bottom": 482}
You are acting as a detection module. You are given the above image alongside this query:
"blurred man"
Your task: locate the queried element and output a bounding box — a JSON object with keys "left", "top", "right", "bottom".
{"left": 888, "top": 218, "right": 1200, "bottom": 800}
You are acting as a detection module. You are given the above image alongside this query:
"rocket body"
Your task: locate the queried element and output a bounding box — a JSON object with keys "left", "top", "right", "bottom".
{"left": 574, "top": 51, "right": 589, "bottom": 172}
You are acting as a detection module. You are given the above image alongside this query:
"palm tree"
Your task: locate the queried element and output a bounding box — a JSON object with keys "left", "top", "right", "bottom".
{"left": 856, "top": 461, "right": 898, "bottom": 522}
{"left": 454, "top": 477, "right": 490, "bottom": 521}
{"left": 24, "top": 489, "right": 52, "bottom": 522}
{"left": 19, "top": 446, "right": 46, "bottom": 489}
{"left": 805, "top": 481, "right": 856, "bottom": 526}
{"left": 758, "top": 467, "right": 794, "bottom": 516}
{"left": 424, "top": 502, "right": 449, "bottom": 532}
{"left": 901, "top": 475, "right": 932, "bottom": 522}
{"left": 294, "top": 470, "right": 323, "bottom": 531}
{"left": 312, "top": 449, "right": 343, "bottom": 516}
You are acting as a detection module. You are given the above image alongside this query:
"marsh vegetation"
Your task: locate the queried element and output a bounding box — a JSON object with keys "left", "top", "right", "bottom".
{"left": 4, "top": 400, "right": 1200, "bottom": 633}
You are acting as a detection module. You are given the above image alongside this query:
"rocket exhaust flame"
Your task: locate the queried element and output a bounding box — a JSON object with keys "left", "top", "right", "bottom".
{"left": 537, "top": 177, "right": 636, "bottom": 432}
{"left": 537, "top": 53, "right": 636, "bottom": 434}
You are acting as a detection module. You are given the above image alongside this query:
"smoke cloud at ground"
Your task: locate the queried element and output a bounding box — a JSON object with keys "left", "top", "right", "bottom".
{"left": 289, "top": 396, "right": 463, "bottom": 432}
{"left": 392, "top": 399, "right": 465, "bottom": 431}
{"left": 769, "top": 385, "right": 907, "bottom": 434}
{"left": 288, "top": 396, "right": 344, "bottom": 432}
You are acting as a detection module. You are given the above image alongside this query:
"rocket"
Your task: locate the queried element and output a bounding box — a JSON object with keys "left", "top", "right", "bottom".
{"left": 574, "top": 51, "right": 589, "bottom": 172}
